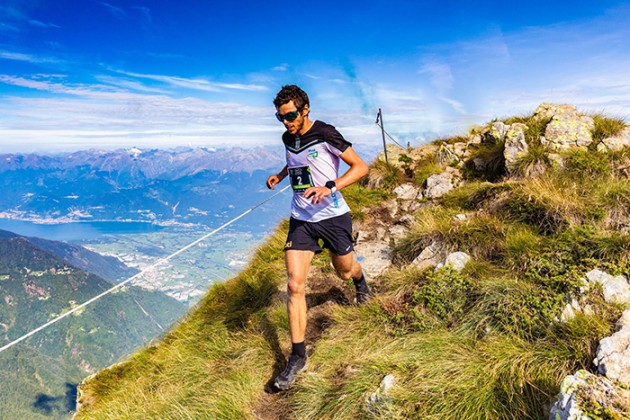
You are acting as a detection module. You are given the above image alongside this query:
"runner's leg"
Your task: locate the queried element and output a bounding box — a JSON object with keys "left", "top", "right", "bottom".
{"left": 330, "top": 251, "right": 362, "bottom": 281}
{"left": 285, "top": 249, "right": 314, "bottom": 345}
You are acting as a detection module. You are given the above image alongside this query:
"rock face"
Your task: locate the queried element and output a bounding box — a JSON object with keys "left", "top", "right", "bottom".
{"left": 549, "top": 370, "right": 630, "bottom": 420}
{"left": 503, "top": 123, "right": 529, "bottom": 173}
{"left": 436, "top": 252, "right": 471, "bottom": 272}
{"left": 536, "top": 103, "right": 595, "bottom": 151}
{"left": 552, "top": 270, "right": 630, "bottom": 419}
{"left": 584, "top": 269, "right": 630, "bottom": 305}
{"left": 597, "top": 127, "right": 630, "bottom": 152}
{"left": 393, "top": 183, "right": 422, "bottom": 200}
{"left": 411, "top": 241, "right": 447, "bottom": 271}
{"left": 594, "top": 310, "right": 630, "bottom": 385}
{"left": 424, "top": 169, "right": 459, "bottom": 199}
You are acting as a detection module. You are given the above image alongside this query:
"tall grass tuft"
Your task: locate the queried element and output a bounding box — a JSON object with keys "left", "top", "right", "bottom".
{"left": 366, "top": 159, "right": 405, "bottom": 190}
{"left": 591, "top": 113, "right": 627, "bottom": 143}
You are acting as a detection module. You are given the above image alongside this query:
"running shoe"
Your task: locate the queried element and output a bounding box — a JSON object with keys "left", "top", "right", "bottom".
{"left": 274, "top": 354, "right": 308, "bottom": 390}
{"left": 354, "top": 274, "right": 373, "bottom": 304}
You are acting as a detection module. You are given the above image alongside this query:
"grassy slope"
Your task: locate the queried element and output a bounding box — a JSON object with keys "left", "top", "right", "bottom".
{"left": 76, "top": 115, "right": 630, "bottom": 419}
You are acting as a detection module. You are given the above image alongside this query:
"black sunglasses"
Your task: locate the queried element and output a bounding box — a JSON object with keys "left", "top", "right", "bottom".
{"left": 275, "top": 109, "right": 300, "bottom": 122}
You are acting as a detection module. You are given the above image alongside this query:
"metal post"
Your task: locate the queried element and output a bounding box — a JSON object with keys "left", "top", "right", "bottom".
{"left": 377, "top": 108, "right": 388, "bottom": 164}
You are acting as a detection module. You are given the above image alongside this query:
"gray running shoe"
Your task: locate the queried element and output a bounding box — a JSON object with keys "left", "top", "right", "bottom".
{"left": 274, "top": 354, "right": 307, "bottom": 390}
{"left": 354, "top": 275, "right": 372, "bottom": 304}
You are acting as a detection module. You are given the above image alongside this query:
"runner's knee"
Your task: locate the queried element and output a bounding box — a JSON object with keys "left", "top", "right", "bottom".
{"left": 287, "top": 277, "right": 305, "bottom": 296}
{"left": 335, "top": 267, "right": 353, "bottom": 281}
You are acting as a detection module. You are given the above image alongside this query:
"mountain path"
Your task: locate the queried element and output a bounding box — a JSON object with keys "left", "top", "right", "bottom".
{"left": 252, "top": 267, "right": 356, "bottom": 420}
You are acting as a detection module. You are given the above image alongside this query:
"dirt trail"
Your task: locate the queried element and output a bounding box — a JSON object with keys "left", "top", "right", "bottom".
{"left": 252, "top": 268, "right": 355, "bottom": 420}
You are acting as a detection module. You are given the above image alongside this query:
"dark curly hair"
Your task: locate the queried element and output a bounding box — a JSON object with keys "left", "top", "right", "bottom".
{"left": 273, "top": 85, "right": 310, "bottom": 110}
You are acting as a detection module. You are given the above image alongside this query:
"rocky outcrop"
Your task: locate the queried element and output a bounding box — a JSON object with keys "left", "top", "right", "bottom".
{"left": 424, "top": 169, "right": 460, "bottom": 199}
{"left": 431, "top": 103, "right": 627, "bottom": 180}
{"left": 436, "top": 251, "right": 471, "bottom": 272}
{"left": 366, "top": 374, "right": 396, "bottom": 413}
{"left": 411, "top": 242, "right": 471, "bottom": 273}
{"left": 549, "top": 370, "right": 630, "bottom": 420}
{"left": 393, "top": 183, "right": 422, "bottom": 200}
{"left": 598, "top": 127, "right": 630, "bottom": 152}
{"left": 534, "top": 103, "right": 596, "bottom": 152}
{"left": 503, "top": 123, "right": 529, "bottom": 173}
{"left": 594, "top": 310, "right": 630, "bottom": 385}
{"left": 551, "top": 270, "right": 630, "bottom": 419}
{"left": 584, "top": 269, "right": 630, "bottom": 305}
{"left": 411, "top": 241, "right": 447, "bottom": 271}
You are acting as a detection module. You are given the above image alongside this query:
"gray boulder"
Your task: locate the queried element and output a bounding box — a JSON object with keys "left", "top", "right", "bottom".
{"left": 411, "top": 241, "right": 447, "bottom": 271}
{"left": 597, "top": 127, "right": 630, "bottom": 152}
{"left": 540, "top": 104, "right": 594, "bottom": 151}
{"left": 503, "top": 123, "right": 529, "bottom": 173}
{"left": 583, "top": 269, "right": 630, "bottom": 305}
{"left": 436, "top": 252, "right": 471, "bottom": 272}
{"left": 533, "top": 103, "right": 578, "bottom": 121}
{"left": 354, "top": 242, "right": 391, "bottom": 278}
{"left": 393, "top": 183, "right": 423, "bottom": 201}
{"left": 594, "top": 310, "right": 630, "bottom": 384}
{"left": 366, "top": 374, "right": 396, "bottom": 414}
{"left": 424, "top": 169, "right": 459, "bottom": 199}
{"left": 486, "top": 121, "right": 509, "bottom": 143}
{"left": 549, "top": 370, "right": 630, "bottom": 419}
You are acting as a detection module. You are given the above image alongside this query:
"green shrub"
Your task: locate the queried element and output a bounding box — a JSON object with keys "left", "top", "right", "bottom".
{"left": 413, "top": 153, "right": 442, "bottom": 186}
{"left": 413, "top": 267, "right": 474, "bottom": 327}
{"left": 564, "top": 149, "right": 613, "bottom": 178}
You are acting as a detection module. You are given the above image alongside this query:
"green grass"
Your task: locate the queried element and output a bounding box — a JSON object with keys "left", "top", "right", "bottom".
{"left": 365, "top": 158, "right": 405, "bottom": 190}
{"left": 591, "top": 114, "right": 627, "bottom": 143}
{"left": 76, "top": 112, "right": 630, "bottom": 420}
{"left": 342, "top": 184, "right": 392, "bottom": 221}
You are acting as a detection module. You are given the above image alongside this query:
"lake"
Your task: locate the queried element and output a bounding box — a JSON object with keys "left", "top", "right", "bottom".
{"left": 0, "top": 219, "right": 165, "bottom": 242}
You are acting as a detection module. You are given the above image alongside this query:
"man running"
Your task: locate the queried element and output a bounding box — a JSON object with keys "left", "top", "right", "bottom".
{"left": 266, "top": 84, "right": 371, "bottom": 390}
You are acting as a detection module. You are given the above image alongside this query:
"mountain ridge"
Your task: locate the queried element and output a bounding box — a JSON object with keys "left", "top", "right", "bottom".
{"left": 0, "top": 230, "right": 187, "bottom": 419}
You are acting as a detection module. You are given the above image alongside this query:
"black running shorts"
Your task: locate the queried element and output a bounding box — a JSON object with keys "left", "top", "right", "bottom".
{"left": 284, "top": 212, "right": 354, "bottom": 256}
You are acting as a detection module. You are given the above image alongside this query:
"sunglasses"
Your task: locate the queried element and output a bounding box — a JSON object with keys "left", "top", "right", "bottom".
{"left": 275, "top": 109, "right": 300, "bottom": 122}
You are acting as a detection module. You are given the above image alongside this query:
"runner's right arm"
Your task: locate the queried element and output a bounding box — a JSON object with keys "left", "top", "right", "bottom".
{"left": 267, "top": 165, "right": 288, "bottom": 190}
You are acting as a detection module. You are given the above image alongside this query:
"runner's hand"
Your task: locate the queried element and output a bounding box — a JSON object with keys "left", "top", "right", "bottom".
{"left": 267, "top": 174, "right": 282, "bottom": 190}
{"left": 304, "top": 186, "right": 332, "bottom": 204}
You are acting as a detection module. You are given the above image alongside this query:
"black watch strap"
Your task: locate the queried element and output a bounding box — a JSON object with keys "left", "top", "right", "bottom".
{"left": 325, "top": 180, "right": 336, "bottom": 189}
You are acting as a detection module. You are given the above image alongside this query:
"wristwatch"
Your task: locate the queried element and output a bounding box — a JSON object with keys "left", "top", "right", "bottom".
{"left": 325, "top": 180, "right": 337, "bottom": 194}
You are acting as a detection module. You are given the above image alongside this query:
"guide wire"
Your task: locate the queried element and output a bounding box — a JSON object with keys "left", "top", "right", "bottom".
{"left": 0, "top": 184, "right": 292, "bottom": 355}
{"left": 375, "top": 121, "right": 405, "bottom": 149}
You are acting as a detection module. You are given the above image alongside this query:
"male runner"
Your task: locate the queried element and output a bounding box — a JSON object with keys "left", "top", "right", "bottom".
{"left": 266, "top": 85, "right": 371, "bottom": 390}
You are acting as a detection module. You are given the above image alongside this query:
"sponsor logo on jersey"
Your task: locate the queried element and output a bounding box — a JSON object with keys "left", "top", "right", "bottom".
{"left": 307, "top": 148, "right": 318, "bottom": 159}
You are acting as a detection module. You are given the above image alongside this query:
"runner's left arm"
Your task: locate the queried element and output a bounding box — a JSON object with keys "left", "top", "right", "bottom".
{"left": 267, "top": 165, "right": 288, "bottom": 190}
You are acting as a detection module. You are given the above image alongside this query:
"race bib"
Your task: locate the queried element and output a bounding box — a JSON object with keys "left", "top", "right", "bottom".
{"left": 288, "top": 165, "right": 314, "bottom": 193}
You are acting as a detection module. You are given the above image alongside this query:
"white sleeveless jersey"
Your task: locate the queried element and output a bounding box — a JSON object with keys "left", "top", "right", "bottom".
{"left": 283, "top": 120, "right": 351, "bottom": 222}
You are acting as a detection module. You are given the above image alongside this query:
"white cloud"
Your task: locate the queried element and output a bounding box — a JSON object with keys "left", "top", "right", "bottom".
{"left": 98, "top": 2, "right": 127, "bottom": 19}
{"left": 28, "top": 19, "right": 61, "bottom": 29}
{"left": 0, "top": 50, "right": 61, "bottom": 64}
{"left": 116, "top": 70, "right": 268, "bottom": 92}
{"left": 273, "top": 63, "right": 289, "bottom": 71}
{"left": 419, "top": 60, "right": 454, "bottom": 92}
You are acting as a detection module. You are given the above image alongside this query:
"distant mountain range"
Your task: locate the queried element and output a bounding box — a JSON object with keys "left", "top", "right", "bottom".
{"left": 0, "top": 229, "right": 186, "bottom": 419}
{"left": 0, "top": 146, "right": 291, "bottom": 228}
{"left": 0, "top": 146, "right": 286, "bottom": 180}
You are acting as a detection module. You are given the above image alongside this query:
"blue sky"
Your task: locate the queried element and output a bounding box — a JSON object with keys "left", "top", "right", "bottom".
{"left": 1, "top": 0, "right": 629, "bottom": 153}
